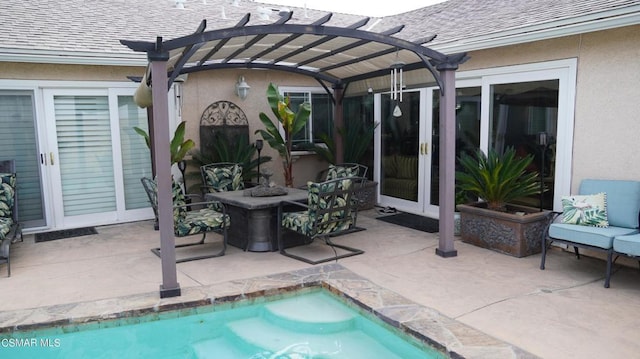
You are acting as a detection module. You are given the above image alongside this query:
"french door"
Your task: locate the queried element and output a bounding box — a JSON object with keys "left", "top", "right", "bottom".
{"left": 375, "top": 89, "right": 433, "bottom": 215}
{"left": 42, "top": 88, "right": 153, "bottom": 229}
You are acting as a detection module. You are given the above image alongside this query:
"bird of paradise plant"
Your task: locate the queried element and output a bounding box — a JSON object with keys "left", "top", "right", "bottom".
{"left": 255, "top": 83, "right": 311, "bottom": 187}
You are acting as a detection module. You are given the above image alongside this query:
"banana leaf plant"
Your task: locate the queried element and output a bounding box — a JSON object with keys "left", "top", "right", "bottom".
{"left": 456, "top": 147, "right": 540, "bottom": 212}
{"left": 134, "top": 121, "right": 195, "bottom": 165}
{"left": 255, "top": 83, "right": 311, "bottom": 187}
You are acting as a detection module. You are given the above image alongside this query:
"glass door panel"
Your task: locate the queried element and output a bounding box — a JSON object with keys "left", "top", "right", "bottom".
{"left": 430, "top": 86, "right": 481, "bottom": 208}
{"left": 0, "top": 90, "right": 46, "bottom": 228}
{"left": 53, "top": 95, "right": 116, "bottom": 217}
{"left": 117, "top": 95, "right": 152, "bottom": 210}
{"left": 489, "top": 80, "right": 559, "bottom": 210}
{"left": 378, "top": 91, "right": 424, "bottom": 212}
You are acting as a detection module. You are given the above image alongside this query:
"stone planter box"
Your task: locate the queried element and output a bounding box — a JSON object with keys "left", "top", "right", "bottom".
{"left": 457, "top": 202, "right": 551, "bottom": 257}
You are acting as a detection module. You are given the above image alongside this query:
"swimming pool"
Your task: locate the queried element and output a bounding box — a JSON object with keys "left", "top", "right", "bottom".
{"left": 1, "top": 289, "right": 444, "bottom": 358}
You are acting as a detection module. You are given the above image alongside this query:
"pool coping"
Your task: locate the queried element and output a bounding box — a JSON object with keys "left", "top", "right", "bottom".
{"left": 0, "top": 263, "right": 539, "bottom": 358}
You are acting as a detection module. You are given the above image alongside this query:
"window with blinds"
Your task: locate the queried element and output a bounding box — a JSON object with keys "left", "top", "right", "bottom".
{"left": 0, "top": 91, "right": 45, "bottom": 227}
{"left": 53, "top": 95, "right": 117, "bottom": 216}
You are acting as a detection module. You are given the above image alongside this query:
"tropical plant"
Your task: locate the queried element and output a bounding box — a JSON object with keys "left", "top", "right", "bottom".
{"left": 308, "top": 120, "right": 378, "bottom": 165}
{"left": 456, "top": 147, "right": 540, "bottom": 212}
{"left": 186, "top": 132, "right": 272, "bottom": 192}
{"left": 134, "top": 121, "right": 195, "bottom": 165}
{"left": 255, "top": 83, "right": 311, "bottom": 187}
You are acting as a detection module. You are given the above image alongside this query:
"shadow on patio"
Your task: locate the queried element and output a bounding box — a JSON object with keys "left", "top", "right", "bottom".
{"left": 1, "top": 209, "right": 639, "bottom": 358}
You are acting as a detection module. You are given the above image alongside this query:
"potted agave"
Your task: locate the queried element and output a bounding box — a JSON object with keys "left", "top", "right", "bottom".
{"left": 456, "top": 147, "right": 551, "bottom": 257}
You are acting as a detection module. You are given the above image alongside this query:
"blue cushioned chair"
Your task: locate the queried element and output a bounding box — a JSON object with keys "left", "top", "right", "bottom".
{"left": 540, "top": 179, "right": 640, "bottom": 287}
{"left": 277, "top": 177, "right": 365, "bottom": 265}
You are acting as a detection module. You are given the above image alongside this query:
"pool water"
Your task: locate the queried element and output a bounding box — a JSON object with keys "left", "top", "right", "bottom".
{"left": 1, "top": 290, "right": 445, "bottom": 358}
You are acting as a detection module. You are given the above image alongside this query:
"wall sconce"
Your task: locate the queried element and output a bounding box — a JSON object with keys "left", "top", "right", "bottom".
{"left": 235, "top": 76, "right": 250, "bottom": 100}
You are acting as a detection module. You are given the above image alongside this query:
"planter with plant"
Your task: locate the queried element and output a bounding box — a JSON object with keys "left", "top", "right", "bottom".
{"left": 255, "top": 83, "right": 311, "bottom": 187}
{"left": 456, "top": 147, "right": 551, "bottom": 257}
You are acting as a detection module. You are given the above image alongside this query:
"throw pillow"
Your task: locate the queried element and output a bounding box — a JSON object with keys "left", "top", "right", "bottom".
{"left": 561, "top": 192, "right": 608, "bottom": 227}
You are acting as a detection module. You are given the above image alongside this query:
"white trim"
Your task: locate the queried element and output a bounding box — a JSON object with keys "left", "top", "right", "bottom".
{"left": 431, "top": 8, "right": 640, "bottom": 53}
{"left": 0, "top": 48, "right": 147, "bottom": 67}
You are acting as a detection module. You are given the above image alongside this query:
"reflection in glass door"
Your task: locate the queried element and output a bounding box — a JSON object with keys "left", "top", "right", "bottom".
{"left": 489, "top": 80, "right": 559, "bottom": 210}
{"left": 430, "top": 87, "right": 481, "bottom": 209}
{"left": 377, "top": 91, "right": 425, "bottom": 213}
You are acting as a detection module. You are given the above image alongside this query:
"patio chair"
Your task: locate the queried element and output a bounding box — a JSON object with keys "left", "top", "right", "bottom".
{"left": 314, "top": 163, "right": 368, "bottom": 232}
{"left": 540, "top": 179, "right": 640, "bottom": 287}
{"left": 277, "top": 177, "right": 365, "bottom": 265}
{"left": 0, "top": 160, "right": 22, "bottom": 276}
{"left": 141, "top": 177, "right": 229, "bottom": 263}
{"left": 200, "top": 162, "right": 244, "bottom": 211}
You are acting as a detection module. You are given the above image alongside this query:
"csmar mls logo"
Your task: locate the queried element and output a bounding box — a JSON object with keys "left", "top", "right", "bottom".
{"left": 1, "top": 338, "right": 61, "bottom": 348}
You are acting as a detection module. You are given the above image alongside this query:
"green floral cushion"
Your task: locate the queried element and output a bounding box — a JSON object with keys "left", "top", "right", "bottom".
{"left": 326, "top": 164, "right": 359, "bottom": 180}
{"left": 203, "top": 164, "right": 244, "bottom": 192}
{"left": 282, "top": 179, "right": 353, "bottom": 237}
{"left": 561, "top": 192, "right": 609, "bottom": 227}
{"left": 203, "top": 164, "right": 244, "bottom": 212}
{"left": 174, "top": 207, "right": 230, "bottom": 237}
{"left": 0, "top": 173, "right": 16, "bottom": 220}
{"left": 144, "top": 177, "right": 229, "bottom": 236}
{"left": 0, "top": 217, "right": 12, "bottom": 240}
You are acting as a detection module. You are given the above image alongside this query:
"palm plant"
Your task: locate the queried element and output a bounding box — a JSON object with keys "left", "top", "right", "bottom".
{"left": 309, "top": 120, "right": 378, "bottom": 165}
{"left": 456, "top": 147, "right": 540, "bottom": 212}
{"left": 187, "top": 132, "right": 272, "bottom": 192}
{"left": 255, "top": 83, "right": 311, "bottom": 187}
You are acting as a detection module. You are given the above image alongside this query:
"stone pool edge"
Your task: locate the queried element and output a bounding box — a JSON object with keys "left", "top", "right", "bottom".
{"left": 0, "top": 263, "right": 538, "bottom": 359}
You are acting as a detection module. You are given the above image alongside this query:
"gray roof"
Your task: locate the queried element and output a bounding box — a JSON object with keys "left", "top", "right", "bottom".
{"left": 1, "top": 0, "right": 639, "bottom": 64}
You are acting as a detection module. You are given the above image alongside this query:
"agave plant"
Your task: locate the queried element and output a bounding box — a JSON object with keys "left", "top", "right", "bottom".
{"left": 255, "top": 83, "right": 311, "bottom": 187}
{"left": 456, "top": 147, "right": 540, "bottom": 212}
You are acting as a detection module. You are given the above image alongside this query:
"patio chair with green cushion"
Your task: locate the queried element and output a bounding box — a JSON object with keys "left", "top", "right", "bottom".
{"left": 200, "top": 162, "right": 244, "bottom": 211}
{"left": 277, "top": 177, "right": 365, "bottom": 265}
{"left": 141, "top": 177, "right": 230, "bottom": 263}
{"left": 0, "top": 159, "right": 22, "bottom": 276}
{"left": 314, "top": 163, "right": 368, "bottom": 232}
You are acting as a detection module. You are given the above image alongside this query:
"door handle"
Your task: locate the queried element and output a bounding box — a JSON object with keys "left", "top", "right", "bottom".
{"left": 424, "top": 142, "right": 428, "bottom": 155}
{"left": 50, "top": 152, "right": 54, "bottom": 165}
{"left": 420, "top": 143, "right": 425, "bottom": 155}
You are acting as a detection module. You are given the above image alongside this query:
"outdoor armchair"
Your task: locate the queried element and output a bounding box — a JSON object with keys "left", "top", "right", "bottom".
{"left": 200, "top": 162, "right": 244, "bottom": 211}
{"left": 0, "top": 160, "right": 22, "bottom": 276}
{"left": 141, "top": 177, "right": 229, "bottom": 263}
{"left": 277, "top": 177, "right": 365, "bottom": 265}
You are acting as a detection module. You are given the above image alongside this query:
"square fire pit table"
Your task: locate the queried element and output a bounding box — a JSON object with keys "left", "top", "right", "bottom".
{"left": 205, "top": 188, "right": 308, "bottom": 252}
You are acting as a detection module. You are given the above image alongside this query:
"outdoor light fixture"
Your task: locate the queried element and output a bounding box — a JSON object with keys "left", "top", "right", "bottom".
{"left": 390, "top": 57, "right": 405, "bottom": 118}
{"left": 235, "top": 76, "right": 250, "bottom": 100}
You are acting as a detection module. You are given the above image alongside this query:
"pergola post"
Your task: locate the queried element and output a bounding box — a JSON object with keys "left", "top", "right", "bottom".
{"left": 149, "top": 47, "right": 181, "bottom": 298}
{"left": 435, "top": 64, "right": 458, "bottom": 258}
{"left": 333, "top": 85, "right": 345, "bottom": 164}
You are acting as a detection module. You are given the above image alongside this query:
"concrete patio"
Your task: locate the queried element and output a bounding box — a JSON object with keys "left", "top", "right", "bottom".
{"left": 1, "top": 209, "right": 639, "bottom": 358}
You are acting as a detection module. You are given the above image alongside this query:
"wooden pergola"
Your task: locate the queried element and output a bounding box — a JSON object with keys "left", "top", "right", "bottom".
{"left": 121, "top": 11, "right": 468, "bottom": 298}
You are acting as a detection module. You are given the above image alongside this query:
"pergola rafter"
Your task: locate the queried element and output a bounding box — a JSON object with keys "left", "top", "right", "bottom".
{"left": 120, "top": 11, "right": 467, "bottom": 299}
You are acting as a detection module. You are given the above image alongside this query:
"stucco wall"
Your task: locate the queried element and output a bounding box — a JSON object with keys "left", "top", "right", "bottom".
{"left": 0, "top": 62, "right": 142, "bottom": 81}
{"left": 181, "top": 69, "right": 329, "bottom": 187}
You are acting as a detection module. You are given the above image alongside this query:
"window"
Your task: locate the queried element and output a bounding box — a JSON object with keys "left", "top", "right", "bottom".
{"left": 282, "top": 88, "right": 333, "bottom": 150}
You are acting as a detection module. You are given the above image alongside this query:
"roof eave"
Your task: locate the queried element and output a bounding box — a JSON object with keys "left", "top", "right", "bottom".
{"left": 0, "top": 48, "right": 147, "bottom": 67}
{"left": 431, "top": 7, "right": 640, "bottom": 54}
